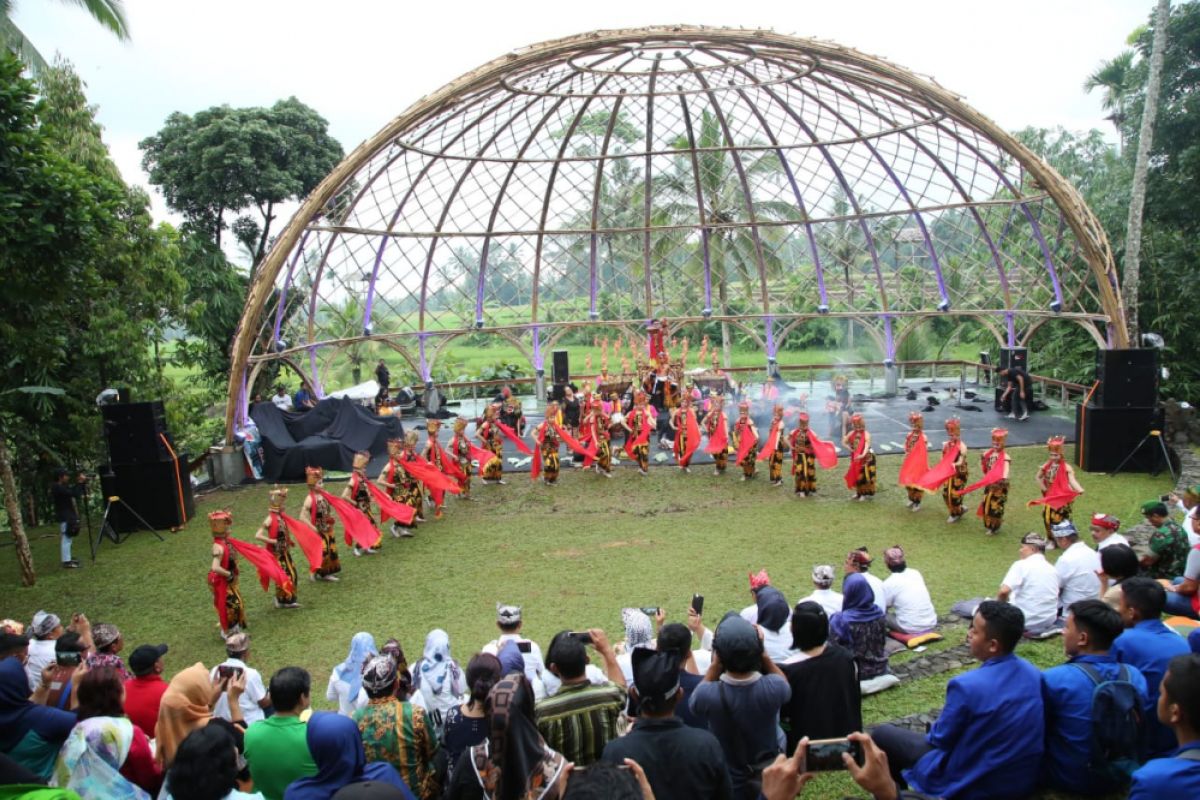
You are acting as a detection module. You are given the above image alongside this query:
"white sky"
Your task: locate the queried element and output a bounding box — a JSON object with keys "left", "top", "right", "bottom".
{"left": 15, "top": 0, "right": 1151, "bottom": 246}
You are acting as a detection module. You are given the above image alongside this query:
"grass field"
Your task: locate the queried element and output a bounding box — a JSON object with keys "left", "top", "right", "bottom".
{"left": 0, "top": 447, "right": 1171, "bottom": 798}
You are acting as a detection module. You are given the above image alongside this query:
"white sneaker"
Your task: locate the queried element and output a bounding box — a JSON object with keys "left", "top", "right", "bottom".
{"left": 1019, "top": 413, "right": 1029, "bottom": 421}
{"left": 947, "top": 515, "right": 960, "bottom": 524}
{"left": 1006, "top": 413, "right": 1016, "bottom": 419}
{"left": 911, "top": 504, "right": 921, "bottom": 512}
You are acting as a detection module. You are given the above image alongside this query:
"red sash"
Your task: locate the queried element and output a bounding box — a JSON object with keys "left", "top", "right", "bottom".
{"left": 757, "top": 420, "right": 783, "bottom": 462}
{"left": 495, "top": 420, "right": 533, "bottom": 455}
{"left": 403, "top": 454, "right": 463, "bottom": 504}
{"left": 624, "top": 410, "right": 652, "bottom": 459}
{"left": 733, "top": 422, "right": 758, "bottom": 464}
{"left": 705, "top": 413, "right": 728, "bottom": 455}
{"left": 531, "top": 424, "right": 547, "bottom": 481}
{"left": 807, "top": 431, "right": 838, "bottom": 469}
{"left": 963, "top": 451, "right": 1007, "bottom": 495}
{"left": 553, "top": 420, "right": 597, "bottom": 461}
{"left": 676, "top": 409, "right": 702, "bottom": 464}
{"left": 916, "top": 447, "right": 960, "bottom": 491}
{"left": 225, "top": 536, "right": 294, "bottom": 595}
{"left": 273, "top": 511, "right": 324, "bottom": 574}
{"left": 316, "top": 488, "right": 382, "bottom": 549}
{"left": 366, "top": 481, "right": 416, "bottom": 525}
{"left": 843, "top": 431, "right": 869, "bottom": 489}
{"left": 898, "top": 435, "right": 928, "bottom": 488}
{"left": 1027, "top": 464, "right": 1080, "bottom": 510}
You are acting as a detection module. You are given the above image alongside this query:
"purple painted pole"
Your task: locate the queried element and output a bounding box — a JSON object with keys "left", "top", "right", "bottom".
{"left": 272, "top": 229, "right": 312, "bottom": 345}
{"left": 883, "top": 316, "right": 896, "bottom": 362}
{"left": 308, "top": 346, "right": 324, "bottom": 398}
{"left": 532, "top": 325, "right": 544, "bottom": 371}
{"left": 765, "top": 315, "right": 777, "bottom": 361}
{"left": 238, "top": 370, "right": 248, "bottom": 430}
{"left": 1005, "top": 313, "right": 1016, "bottom": 347}
{"left": 418, "top": 333, "right": 432, "bottom": 383}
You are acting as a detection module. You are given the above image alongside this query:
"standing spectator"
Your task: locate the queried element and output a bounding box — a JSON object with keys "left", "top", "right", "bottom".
{"left": 210, "top": 633, "right": 270, "bottom": 726}
{"left": 998, "top": 365, "right": 1031, "bottom": 420}
{"left": 286, "top": 712, "right": 412, "bottom": 800}
{"left": 1089, "top": 513, "right": 1129, "bottom": 550}
{"left": 535, "top": 629, "right": 626, "bottom": 767}
{"left": 124, "top": 644, "right": 170, "bottom": 740}
{"left": 1168, "top": 485, "right": 1200, "bottom": 541}
{"left": 1112, "top": 577, "right": 1193, "bottom": 756}
{"left": 1164, "top": 534, "right": 1200, "bottom": 619}
{"left": 0, "top": 657, "right": 75, "bottom": 780}
{"left": 844, "top": 548, "right": 887, "bottom": 614}
{"left": 880, "top": 546, "right": 938, "bottom": 634}
{"left": 1140, "top": 500, "right": 1191, "bottom": 580}
{"left": 996, "top": 533, "right": 1060, "bottom": 635}
{"left": 795, "top": 565, "right": 843, "bottom": 618}
{"left": 1040, "top": 599, "right": 1149, "bottom": 795}
{"left": 354, "top": 657, "right": 437, "bottom": 800}
{"left": 601, "top": 649, "right": 732, "bottom": 800}
{"left": 375, "top": 360, "right": 391, "bottom": 408}
{"left": 829, "top": 574, "right": 888, "bottom": 681}
{"left": 779, "top": 602, "right": 861, "bottom": 753}
{"left": 271, "top": 386, "right": 294, "bottom": 412}
{"left": 873, "top": 601, "right": 1044, "bottom": 800}
{"left": 328, "top": 633, "right": 376, "bottom": 717}
{"left": 689, "top": 613, "right": 790, "bottom": 800}
{"left": 86, "top": 623, "right": 131, "bottom": 680}
{"left": 25, "top": 611, "right": 65, "bottom": 692}
{"left": 1096, "top": 544, "right": 1140, "bottom": 611}
{"left": 1050, "top": 521, "right": 1102, "bottom": 612}
{"left": 51, "top": 469, "right": 86, "bottom": 569}
{"left": 244, "top": 667, "right": 318, "bottom": 800}
{"left": 441, "top": 654, "right": 501, "bottom": 783}
{"left": 482, "top": 603, "right": 547, "bottom": 697}
{"left": 1129, "top": 653, "right": 1200, "bottom": 798}
{"left": 410, "top": 629, "right": 466, "bottom": 740}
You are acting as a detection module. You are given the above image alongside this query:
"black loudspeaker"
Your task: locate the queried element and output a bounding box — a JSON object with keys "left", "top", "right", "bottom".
{"left": 999, "top": 347, "right": 1028, "bottom": 371}
{"left": 99, "top": 459, "right": 195, "bottom": 532}
{"left": 552, "top": 350, "right": 570, "bottom": 385}
{"left": 1074, "top": 403, "right": 1163, "bottom": 472}
{"left": 1094, "top": 349, "right": 1159, "bottom": 408}
{"left": 101, "top": 401, "right": 173, "bottom": 464}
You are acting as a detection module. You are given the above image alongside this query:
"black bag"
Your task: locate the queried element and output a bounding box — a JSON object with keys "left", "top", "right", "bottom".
{"left": 65, "top": 517, "right": 82, "bottom": 538}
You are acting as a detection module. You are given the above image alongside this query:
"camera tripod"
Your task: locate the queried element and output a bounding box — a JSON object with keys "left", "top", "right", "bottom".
{"left": 1111, "top": 428, "right": 1176, "bottom": 483}
{"left": 90, "top": 494, "right": 164, "bottom": 561}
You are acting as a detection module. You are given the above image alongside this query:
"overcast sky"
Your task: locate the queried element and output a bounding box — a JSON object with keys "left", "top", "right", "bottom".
{"left": 15, "top": 0, "right": 1151, "bottom": 235}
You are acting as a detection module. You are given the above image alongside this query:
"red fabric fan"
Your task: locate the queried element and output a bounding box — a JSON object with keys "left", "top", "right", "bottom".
{"left": 275, "top": 512, "right": 324, "bottom": 574}
{"left": 757, "top": 420, "right": 782, "bottom": 462}
{"left": 897, "top": 436, "right": 929, "bottom": 487}
{"left": 225, "top": 537, "right": 294, "bottom": 595}
{"left": 916, "top": 449, "right": 959, "bottom": 491}
{"left": 364, "top": 481, "right": 416, "bottom": 526}
{"left": 807, "top": 431, "right": 839, "bottom": 469}
{"left": 495, "top": 420, "right": 533, "bottom": 455}
{"left": 316, "top": 488, "right": 381, "bottom": 549}
{"left": 1027, "top": 466, "right": 1081, "bottom": 511}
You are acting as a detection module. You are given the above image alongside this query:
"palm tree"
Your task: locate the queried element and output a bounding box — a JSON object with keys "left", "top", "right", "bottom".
{"left": 1084, "top": 50, "right": 1137, "bottom": 152}
{"left": 1, "top": 0, "right": 129, "bottom": 76}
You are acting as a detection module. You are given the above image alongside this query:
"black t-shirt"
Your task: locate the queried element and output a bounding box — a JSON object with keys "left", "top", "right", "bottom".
{"left": 52, "top": 482, "right": 83, "bottom": 523}
{"left": 375, "top": 364, "right": 390, "bottom": 387}
{"left": 1005, "top": 368, "right": 1030, "bottom": 388}
{"left": 562, "top": 398, "right": 581, "bottom": 427}
{"left": 779, "top": 644, "right": 863, "bottom": 753}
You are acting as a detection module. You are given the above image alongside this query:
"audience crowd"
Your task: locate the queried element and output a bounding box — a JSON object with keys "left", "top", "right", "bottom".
{"left": 2, "top": 497, "right": 1200, "bottom": 800}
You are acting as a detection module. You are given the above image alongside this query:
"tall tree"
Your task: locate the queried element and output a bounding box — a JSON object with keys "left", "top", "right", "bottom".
{"left": 1, "top": 0, "right": 129, "bottom": 76}
{"left": 1084, "top": 50, "right": 1138, "bottom": 151}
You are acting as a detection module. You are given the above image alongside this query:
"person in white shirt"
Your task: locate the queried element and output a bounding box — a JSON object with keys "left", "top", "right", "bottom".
{"left": 796, "top": 565, "right": 843, "bottom": 617}
{"left": 24, "top": 611, "right": 64, "bottom": 693}
{"left": 997, "top": 532, "right": 1062, "bottom": 634}
{"left": 1051, "top": 520, "right": 1102, "bottom": 613}
{"left": 844, "top": 547, "right": 887, "bottom": 615}
{"left": 482, "top": 603, "right": 548, "bottom": 697}
{"left": 271, "top": 386, "right": 293, "bottom": 411}
{"left": 209, "top": 632, "right": 270, "bottom": 725}
{"left": 1089, "top": 513, "right": 1130, "bottom": 550}
{"left": 881, "top": 546, "right": 938, "bottom": 633}
{"left": 1170, "top": 486, "right": 1200, "bottom": 545}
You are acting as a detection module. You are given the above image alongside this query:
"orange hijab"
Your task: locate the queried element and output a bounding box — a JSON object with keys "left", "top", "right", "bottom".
{"left": 154, "top": 662, "right": 213, "bottom": 766}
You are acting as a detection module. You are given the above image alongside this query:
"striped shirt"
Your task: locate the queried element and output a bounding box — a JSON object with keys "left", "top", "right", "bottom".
{"left": 535, "top": 681, "right": 626, "bottom": 767}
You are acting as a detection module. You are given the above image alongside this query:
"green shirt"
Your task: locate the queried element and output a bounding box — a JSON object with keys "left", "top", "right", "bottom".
{"left": 353, "top": 698, "right": 437, "bottom": 798}
{"left": 1149, "top": 520, "right": 1190, "bottom": 579}
{"left": 534, "top": 681, "right": 626, "bottom": 767}
{"left": 243, "top": 715, "right": 317, "bottom": 800}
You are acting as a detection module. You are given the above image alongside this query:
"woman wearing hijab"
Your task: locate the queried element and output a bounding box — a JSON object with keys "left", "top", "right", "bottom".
{"left": 829, "top": 574, "right": 889, "bottom": 680}
{"left": 284, "top": 712, "right": 413, "bottom": 800}
{"left": 0, "top": 656, "right": 76, "bottom": 780}
{"left": 410, "top": 630, "right": 465, "bottom": 739}
{"left": 614, "top": 608, "right": 653, "bottom": 689}
{"left": 755, "top": 586, "right": 797, "bottom": 663}
{"left": 328, "top": 633, "right": 377, "bottom": 717}
{"left": 157, "top": 663, "right": 245, "bottom": 768}
{"left": 51, "top": 666, "right": 160, "bottom": 798}
{"left": 443, "top": 675, "right": 566, "bottom": 800}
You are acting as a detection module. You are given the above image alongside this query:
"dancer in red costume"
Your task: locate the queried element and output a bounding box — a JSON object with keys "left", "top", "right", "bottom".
{"left": 341, "top": 451, "right": 381, "bottom": 555}
{"left": 532, "top": 402, "right": 562, "bottom": 485}
{"left": 421, "top": 418, "right": 454, "bottom": 519}
{"left": 254, "top": 487, "right": 302, "bottom": 608}
{"left": 208, "top": 510, "right": 293, "bottom": 639}
{"left": 448, "top": 417, "right": 475, "bottom": 498}
{"left": 705, "top": 395, "right": 731, "bottom": 476}
{"left": 621, "top": 389, "right": 654, "bottom": 476}
{"left": 899, "top": 412, "right": 928, "bottom": 511}
{"left": 582, "top": 397, "right": 613, "bottom": 477}
{"left": 377, "top": 437, "right": 419, "bottom": 537}
{"left": 477, "top": 403, "right": 506, "bottom": 485}
{"left": 732, "top": 400, "right": 759, "bottom": 481}
{"left": 759, "top": 405, "right": 787, "bottom": 487}
{"left": 1031, "top": 436, "right": 1084, "bottom": 537}
{"left": 842, "top": 413, "right": 877, "bottom": 501}
{"left": 975, "top": 429, "right": 1011, "bottom": 535}
{"left": 941, "top": 418, "right": 969, "bottom": 523}
{"left": 301, "top": 467, "right": 342, "bottom": 579}
{"left": 789, "top": 412, "right": 817, "bottom": 496}
{"left": 669, "top": 393, "right": 701, "bottom": 473}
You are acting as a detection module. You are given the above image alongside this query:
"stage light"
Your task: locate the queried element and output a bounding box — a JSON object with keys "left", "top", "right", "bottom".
{"left": 937, "top": 299, "right": 950, "bottom": 312}
{"left": 702, "top": 307, "right": 713, "bottom": 318}
{"left": 474, "top": 319, "right": 484, "bottom": 330}
{"left": 1141, "top": 332, "right": 1165, "bottom": 349}
{"left": 95, "top": 388, "right": 120, "bottom": 407}
{"left": 273, "top": 339, "right": 287, "bottom": 353}
{"left": 1049, "top": 300, "right": 1062, "bottom": 313}
{"left": 883, "top": 358, "right": 895, "bottom": 368}
{"left": 817, "top": 304, "right": 829, "bottom": 314}
{"left": 588, "top": 311, "right": 599, "bottom": 320}
{"left": 362, "top": 325, "right": 372, "bottom": 336}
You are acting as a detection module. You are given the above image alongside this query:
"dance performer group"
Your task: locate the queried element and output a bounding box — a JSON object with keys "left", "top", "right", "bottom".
{"left": 209, "top": 380, "right": 1085, "bottom": 638}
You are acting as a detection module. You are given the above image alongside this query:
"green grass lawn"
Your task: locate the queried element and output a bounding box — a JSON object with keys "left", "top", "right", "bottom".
{"left": 1, "top": 447, "right": 1170, "bottom": 798}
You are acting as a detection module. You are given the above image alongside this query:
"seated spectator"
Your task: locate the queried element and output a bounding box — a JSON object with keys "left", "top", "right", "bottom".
{"left": 779, "top": 602, "right": 861, "bottom": 752}
{"left": 411, "top": 629, "right": 465, "bottom": 740}
{"left": 1097, "top": 544, "right": 1139, "bottom": 610}
{"left": 328, "top": 633, "right": 376, "bottom": 717}
{"left": 24, "top": 611, "right": 66, "bottom": 692}
{"left": 86, "top": 622, "right": 132, "bottom": 681}
{"left": 442, "top": 654, "right": 501, "bottom": 783}
{"left": 379, "top": 638, "right": 426, "bottom": 712}
{"left": 601, "top": 649, "right": 731, "bottom": 800}
{"left": 562, "top": 760, "right": 645, "bottom": 799}
{"left": 829, "top": 574, "right": 889, "bottom": 681}
{"left": 124, "top": 644, "right": 169, "bottom": 740}
{"left": 740, "top": 569, "right": 772, "bottom": 624}
{"left": 354, "top": 656, "right": 437, "bottom": 799}
{"left": 0, "top": 631, "right": 29, "bottom": 663}
{"left": 444, "top": 675, "right": 567, "bottom": 800}
{"left": 754, "top": 587, "right": 796, "bottom": 663}
{"left": 286, "top": 712, "right": 412, "bottom": 800}
{"left": 873, "top": 600, "right": 1044, "bottom": 800}
{"left": 880, "top": 546, "right": 938, "bottom": 634}
{"left": 535, "top": 629, "right": 626, "bottom": 766}
{"left": 271, "top": 386, "right": 293, "bottom": 412}
{"left": 51, "top": 665, "right": 162, "bottom": 797}
{"left": 996, "top": 532, "right": 1060, "bottom": 635}
{"left": 0, "top": 656, "right": 76, "bottom": 780}
{"left": 163, "top": 723, "right": 265, "bottom": 800}
{"left": 482, "top": 603, "right": 546, "bottom": 696}
{"left": 244, "top": 667, "right": 318, "bottom": 800}
{"left": 1140, "top": 500, "right": 1190, "bottom": 580}
{"left": 689, "top": 613, "right": 790, "bottom": 800}
{"left": 616, "top": 608, "right": 655, "bottom": 686}
{"left": 1040, "top": 599, "right": 1149, "bottom": 795}
{"left": 34, "top": 632, "right": 88, "bottom": 710}
{"left": 1112, "top": 577, "right": 1193, "bottom": 756}
{"left": 294, "top": 384, "right": 317, "bottom": 411}
{"left": 1191, "top": 628, "right": 1200, "bottom": 654}
{"left": 210, "top": 633, "right": 270, "bottom": 725}
{"left": 795, "top": 565, "right": 843, "bottom": 617}
{"left": 1090, "top": 513, "right": 1129, "bottom": 550}
{"left": 1129, "top": 653, "right": 1200, "bottom": 798}
{"left": 157, "top": 663, "right": 245, "bottom": 768}
{"left": 1050, "top": 521, "right": 1101, "bottom": 612}
{"left": 656, "top": 622, "right": 706, "bottom": 729}
{"left": 844, "top": 548, "right": 887, "bottom": 614}
{"left": 209, "top": 717, "right": 255, "bottom": 795}
{"left": 1164, "top": 534, "right": 1200, "bottom": 619}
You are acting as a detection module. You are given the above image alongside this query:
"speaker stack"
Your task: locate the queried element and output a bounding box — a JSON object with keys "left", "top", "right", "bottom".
{"left": 1075, "top": 349, "right": 1161, "bottom": 472}
{"left": 549, "top": 349, "right": 570, "bottom": 402}
{"left": 101, "top": 401, "right": 194, "bottom": 532}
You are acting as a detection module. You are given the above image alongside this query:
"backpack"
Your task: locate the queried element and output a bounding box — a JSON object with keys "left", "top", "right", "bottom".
{"left": 1070, "top": 662, "right": 1145, "bottom": 786}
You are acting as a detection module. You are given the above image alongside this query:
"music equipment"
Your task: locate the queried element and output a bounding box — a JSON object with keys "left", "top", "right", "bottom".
{"left": 1074, "top": 403, "right": 1164, "bottom": 472}
{"left": 1094, "top": 349, "right": 1159, "bottom": 408}
{"left": 99, "top": 459, "right": 194, "bottom": 532}
{"left": 101, "top": 401, "right": 173, "bottom": 464}
{"left": 998, "top": 347, "right": 1027, "bottom": 371}
{"left": 552, "top": 350, "right": 570, "bottom": 385}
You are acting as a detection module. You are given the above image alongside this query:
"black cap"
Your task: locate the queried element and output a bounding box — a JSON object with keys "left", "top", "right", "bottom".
{"left": 129, "top": 644, "right": 168, "bottom": 676}
{"left": 631, "top": 648, "right": 681, "bottom": 705}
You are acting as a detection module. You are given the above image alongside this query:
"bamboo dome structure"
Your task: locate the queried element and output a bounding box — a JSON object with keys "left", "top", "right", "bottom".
{"left": 225, "top": 25, "right": 1127, "bottom": 438}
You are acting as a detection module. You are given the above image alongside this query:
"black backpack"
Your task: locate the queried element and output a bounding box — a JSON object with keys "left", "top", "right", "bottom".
{"left": 1070, "top": 662, "right": 1145, "bottom": 786}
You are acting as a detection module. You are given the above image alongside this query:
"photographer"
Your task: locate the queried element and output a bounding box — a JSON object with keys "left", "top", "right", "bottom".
{"left": 51, "top": 468, "right": 87, "bottom": 569}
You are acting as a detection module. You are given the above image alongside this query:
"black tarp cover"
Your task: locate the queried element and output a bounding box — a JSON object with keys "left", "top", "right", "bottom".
{"left": 249, "top": 397, "right": 405, "bottom": 482}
